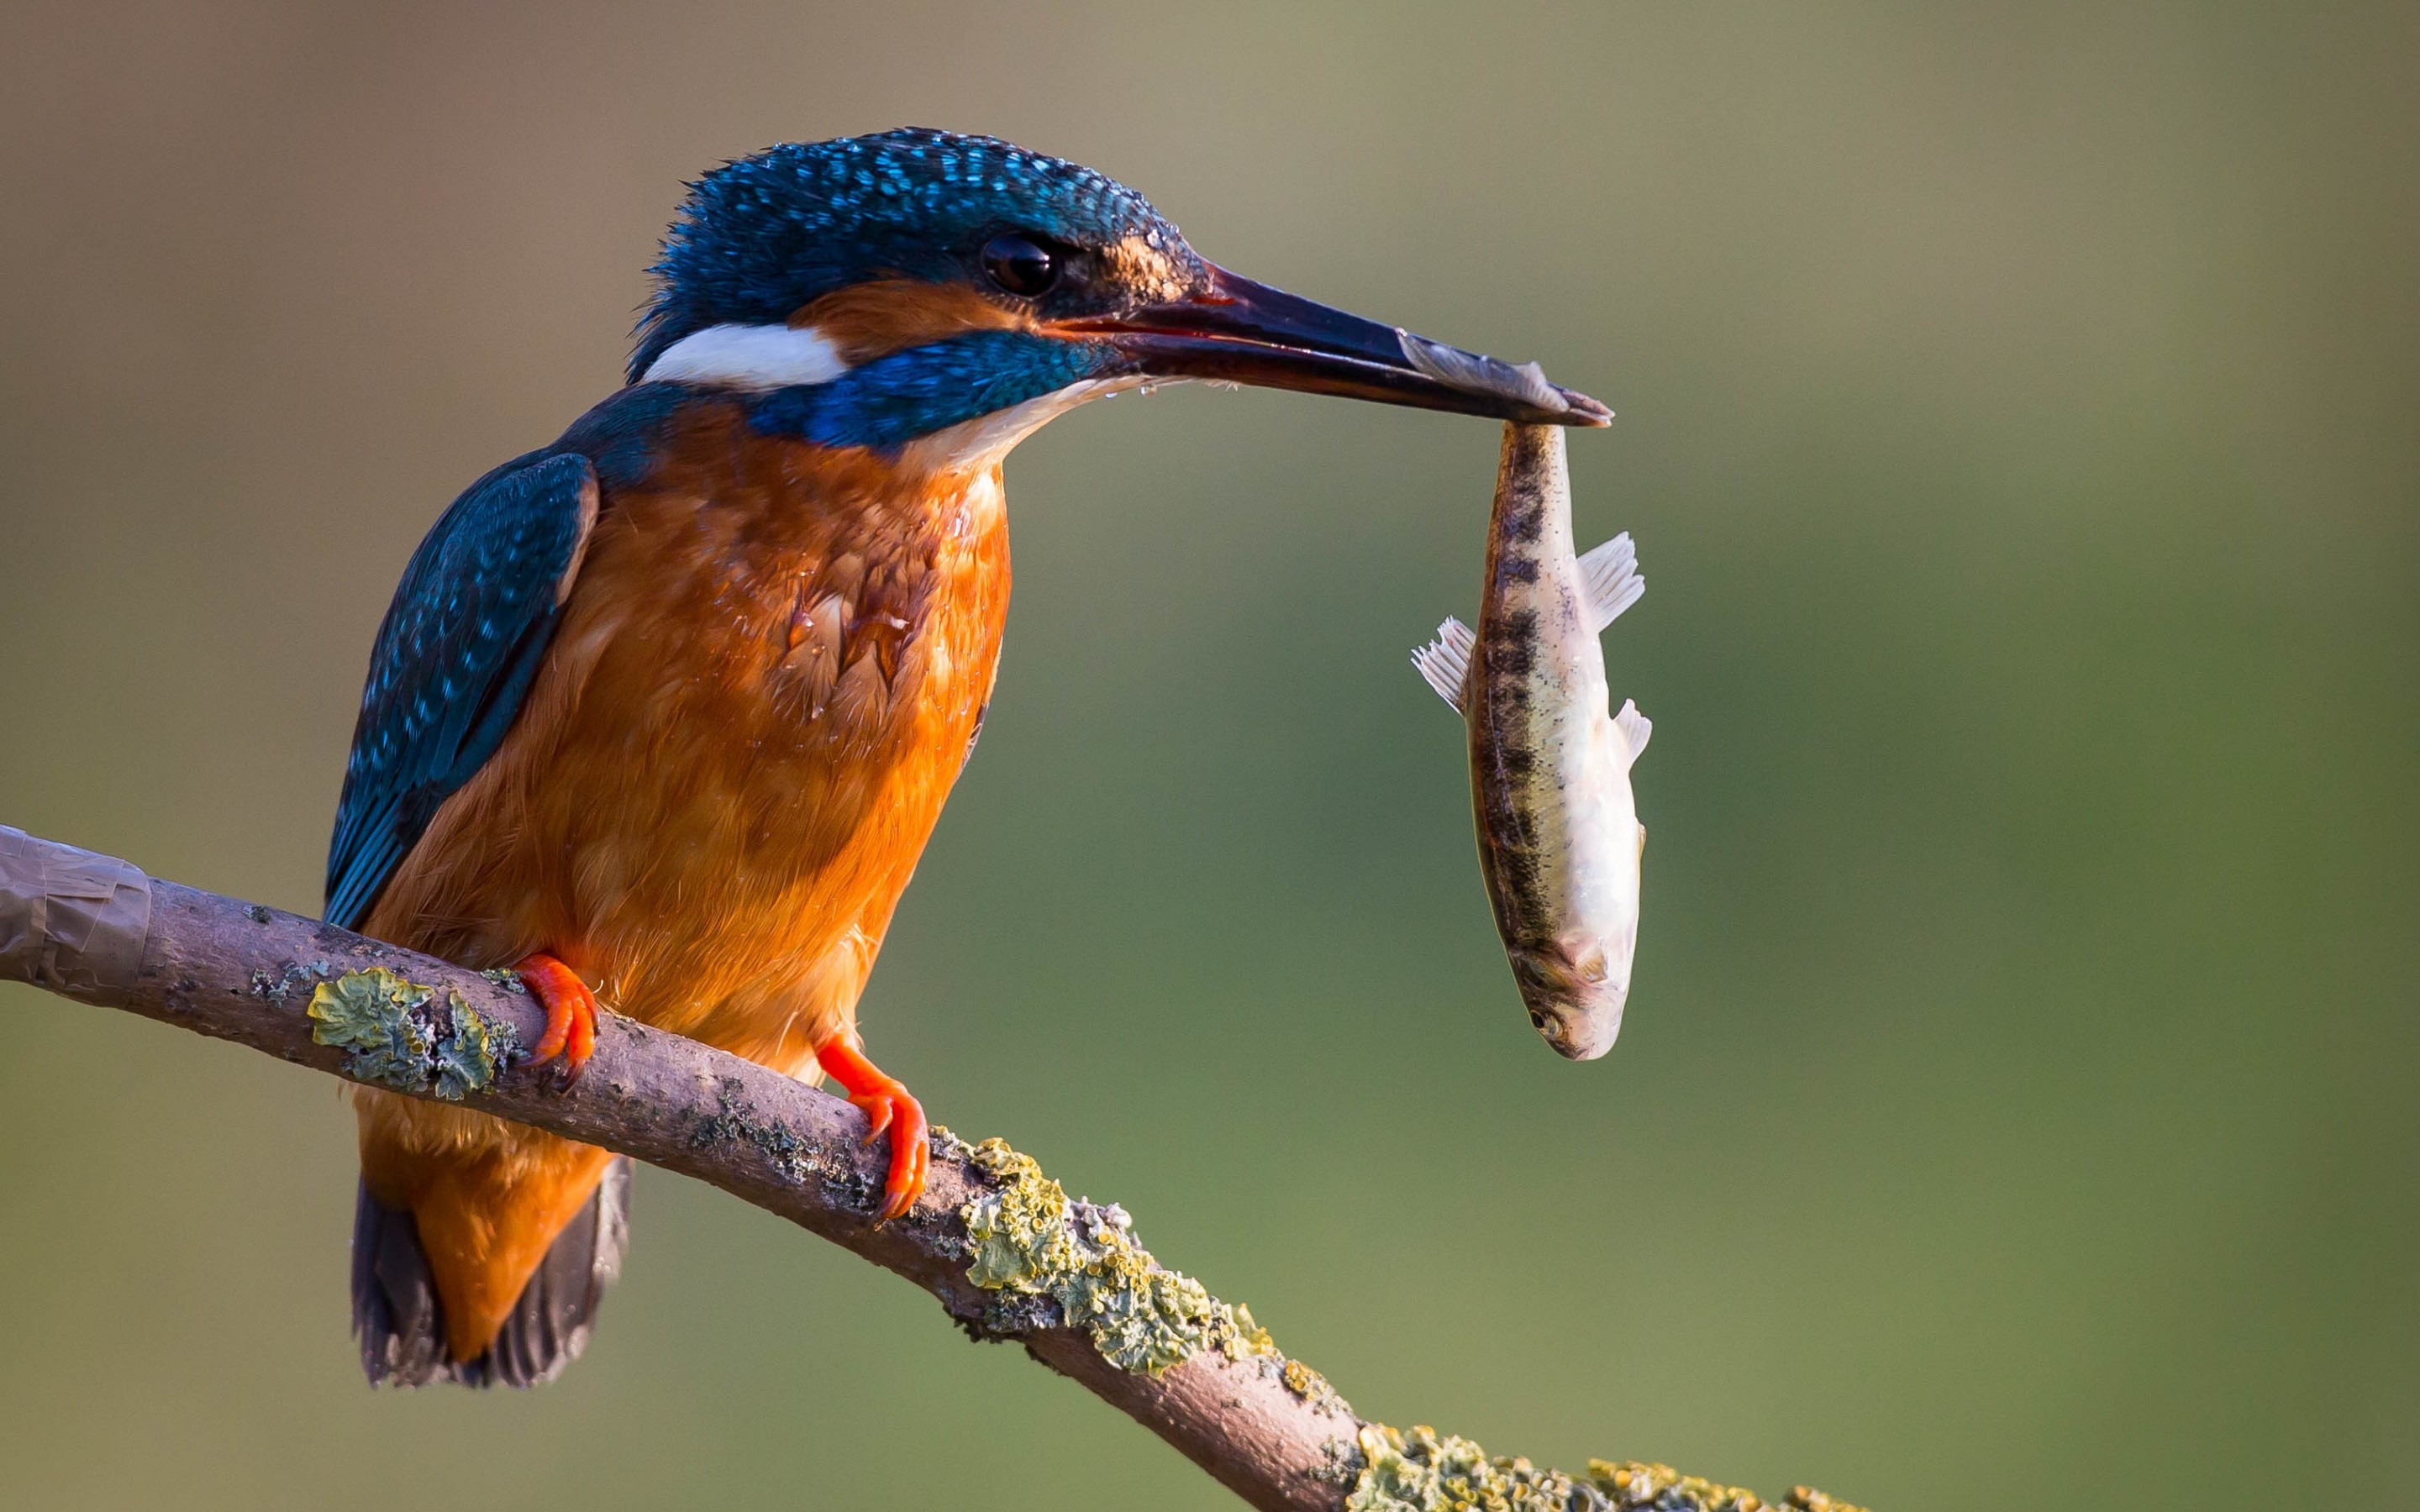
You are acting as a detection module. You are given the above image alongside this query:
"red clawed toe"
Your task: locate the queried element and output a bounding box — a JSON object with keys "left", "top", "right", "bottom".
{"left": 815, "top": 1039, "right": 929, "bottom": 1221}
{"left": 517, "top": 953, "right": 598, "bottom": 1080}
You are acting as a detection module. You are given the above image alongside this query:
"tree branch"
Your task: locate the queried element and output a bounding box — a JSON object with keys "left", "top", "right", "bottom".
{"left": 0, "top": 824, "right": 1864, "bottom": 1512}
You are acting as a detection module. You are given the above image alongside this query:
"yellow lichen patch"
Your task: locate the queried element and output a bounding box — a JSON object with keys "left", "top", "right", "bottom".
{"left": 961, "top": 1137, "right": 1076, "bottom": 1289}
{"left": 1222, "top": 1302, "right": 1276, "bottom": 1361}
{"left": 306, "top": 967, "right": 513, "bottom": 1100}
{"left": 1347, "top": 1424, "right": 1585, "bottom": 1512}
{"left": 958, "top": 1137, "right": 1282, "bottom": 1377}
{"left": 1586, "top": 1461, "right": 1766, "bottom": 1511}
{"left": 1279, "top": 1355, "right": 1344, "bottom": 1412}
{"left": 1345, "top": 1430, "right": 1869, "bottom": 1512}
{"left": 1586, "top": 1459, "right": 1868, "bottom": 1512}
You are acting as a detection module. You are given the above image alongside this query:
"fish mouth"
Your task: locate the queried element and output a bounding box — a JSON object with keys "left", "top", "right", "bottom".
{"left": 1512, "top": 943, "right": 1628, "bottom": 1060}
{"left": 1057, "top": 264, "right": 1611, "bottom": 427}
{"left": 1527, "top": 999, "right": 1623, "bottom": 1062}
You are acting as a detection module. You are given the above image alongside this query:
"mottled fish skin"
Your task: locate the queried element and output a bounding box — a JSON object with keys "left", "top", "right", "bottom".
{"left": 1436, "top": 423, "right": 1647, "bottom": 1059}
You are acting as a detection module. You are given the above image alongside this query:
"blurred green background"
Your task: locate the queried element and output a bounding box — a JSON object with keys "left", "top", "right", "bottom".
{"left": 3, "top": 3, "right": 2414, "bottom": 1507}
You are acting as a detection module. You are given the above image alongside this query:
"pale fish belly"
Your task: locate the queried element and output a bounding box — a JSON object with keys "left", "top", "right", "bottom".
{"left": 1518, "top": 618, "right": 1642, "bottom": 1060}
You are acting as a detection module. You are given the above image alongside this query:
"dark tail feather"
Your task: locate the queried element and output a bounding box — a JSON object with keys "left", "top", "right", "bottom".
{"left": 350, "top": 1179, "right": 452, "bottom": 1386}
{"left": 350, "top": 1157, "right": 633, "bottom": 1388}
{"left": 482, "top": 1156, "right": 632, "bottom": 1386}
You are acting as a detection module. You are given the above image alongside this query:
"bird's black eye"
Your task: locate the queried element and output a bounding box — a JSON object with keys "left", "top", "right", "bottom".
{"left": 981, "top": 234, "right": 1059, "bottom": 297}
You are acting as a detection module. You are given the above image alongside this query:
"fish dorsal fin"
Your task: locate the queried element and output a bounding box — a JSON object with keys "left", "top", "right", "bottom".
{"left": 1614, "top": 698, "right": 1652, "bottom": 765}
{"left": 1410, "top": 617, "right": 1477, "bottom": 714}
{"left": 1578, "top": 533, "right": 1645, "bottom": 633}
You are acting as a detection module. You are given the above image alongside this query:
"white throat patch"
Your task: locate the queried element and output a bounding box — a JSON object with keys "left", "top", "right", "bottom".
{"left": 639, "top": 323, "right": 850, "bottom": 388}
{"left": 900, "top": 375, "right": 1157, "bottom": 474}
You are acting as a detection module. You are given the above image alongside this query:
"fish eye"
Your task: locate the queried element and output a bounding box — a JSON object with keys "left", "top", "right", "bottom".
{"left": 981, "top": 234, "right": 1059, "bottom": 297}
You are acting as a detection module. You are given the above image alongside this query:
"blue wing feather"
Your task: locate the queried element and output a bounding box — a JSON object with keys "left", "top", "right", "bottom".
{"left": 324, "top": 450, "right": 598, "bottom": 930}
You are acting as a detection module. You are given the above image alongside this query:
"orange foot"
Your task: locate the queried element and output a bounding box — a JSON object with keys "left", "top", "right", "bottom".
{"left": 516, "top": 953, "right": 598, "bottom": 1083}
{"left": 815, "top": 1039, "right": 929, "bottom": 1222}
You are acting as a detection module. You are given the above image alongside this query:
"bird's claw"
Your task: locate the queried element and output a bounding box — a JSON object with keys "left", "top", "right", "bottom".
{"left": 854, "top": 1093, "right": 894, "bottom": 1142}
{"left": 518, "top": 953, "right": 598, "bottom": 1084}
{"left": 848, "top": 1081, "right": 927, "bottom": 1221}
{"left": 818, "top": 1039, "right": 929, "bottom": 1222}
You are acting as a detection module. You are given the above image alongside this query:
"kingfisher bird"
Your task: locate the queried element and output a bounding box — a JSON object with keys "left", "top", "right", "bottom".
{"left": 328, "top": 127, "right": 1607, "bottom": 1387}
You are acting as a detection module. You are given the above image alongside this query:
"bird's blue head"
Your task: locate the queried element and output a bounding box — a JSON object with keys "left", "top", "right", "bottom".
{"left": 630, "top": 129, "right": 1607, "bottom": 460}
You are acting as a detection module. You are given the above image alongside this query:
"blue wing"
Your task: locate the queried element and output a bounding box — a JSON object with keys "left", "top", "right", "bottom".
{"left": 324, "top": 450, "right": 599, "bottom": 930}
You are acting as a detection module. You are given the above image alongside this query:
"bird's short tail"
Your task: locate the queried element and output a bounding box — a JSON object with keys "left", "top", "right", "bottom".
{"left": 350, "top": 1156, "right": 632, "bottom": 1387}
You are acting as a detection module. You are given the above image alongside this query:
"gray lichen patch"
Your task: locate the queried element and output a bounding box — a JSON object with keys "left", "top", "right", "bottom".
{"left": 957, "top": 1137, "right": 1282, "bottom": 1378}
{"left": 306, "top": 967, "right": 517, "bottom": 1100}
{"left": 687, "top": 1077, "right": 838, "bottom": 1188}
{"left": 250, "top": 959, "right": 330, "bottom": 1004}
{"left": 1347, "top": 1425, "right": 1869, "bottom": 1512}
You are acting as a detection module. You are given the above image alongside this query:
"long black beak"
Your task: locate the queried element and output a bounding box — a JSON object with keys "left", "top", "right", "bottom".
{"left": 1060, "top": 265, "right": 1611, "bottom": 427}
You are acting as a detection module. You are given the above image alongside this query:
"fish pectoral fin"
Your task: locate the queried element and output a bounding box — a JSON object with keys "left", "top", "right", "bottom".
{"left": 1410, "top": 617, "right": 1477, "bottom": 714}
{"left": 1614, "top": 698, "right": 1653, "bottom": 766}
{"left": 1577, "top": 533, "right": 1645, "bottom": 633}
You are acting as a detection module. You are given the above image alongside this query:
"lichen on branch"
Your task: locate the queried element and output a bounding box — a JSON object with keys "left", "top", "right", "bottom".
{"left": 957, "top": 1134, "right": 1288, "bottom": 1378}
{"left": 305, "top": 966, "right": 518, "bottom": 1100}
{"left": 1345, "top": 1423, "right": 1868, "bottom": 1512}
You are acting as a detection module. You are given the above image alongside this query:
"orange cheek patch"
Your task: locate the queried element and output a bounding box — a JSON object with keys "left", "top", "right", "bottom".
{"left": 792, "top": 278, "right": 1034, "bottom": 365}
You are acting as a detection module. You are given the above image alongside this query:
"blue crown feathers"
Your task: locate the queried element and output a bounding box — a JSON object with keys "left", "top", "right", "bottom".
{"left": 630, "top": 129, "right": 1186, "bottom": 382}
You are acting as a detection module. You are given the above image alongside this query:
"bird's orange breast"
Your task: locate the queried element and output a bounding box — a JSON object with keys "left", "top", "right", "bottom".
{"left": 362, "top": 400, "right": 1012, "bottom": 1078}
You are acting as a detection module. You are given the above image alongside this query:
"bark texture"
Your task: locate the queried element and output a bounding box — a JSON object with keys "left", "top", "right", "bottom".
{"left": 0, "top": 825, "right": 1861, "bottom": 1512}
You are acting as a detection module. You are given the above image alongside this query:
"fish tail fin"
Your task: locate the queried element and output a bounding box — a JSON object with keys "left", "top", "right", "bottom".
{"left": 1578, "top": 533, "right": 1644, "bottom": 633}
{"left": 1411, "top": 617, "right": 1477, "bottom": 712}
